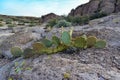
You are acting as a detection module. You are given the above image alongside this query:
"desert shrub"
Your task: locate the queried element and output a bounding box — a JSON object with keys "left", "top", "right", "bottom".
{"left": 46, "top": 19, "right": 58, "bottom": 27}
{"left": 18, "top": 22, "right": 25, "bottom": 25}
{"left": 55, "top": 20, "right": 71, "bottom": 28}
{"left": 0, "top": 18, "right": 3, "bottom": 21}
{"left": 73, "top": 16, "right": 90, "bottom": 25}
{"left": 90, "top": 12, "right": 107, "bottom": 20}
{"left": 64, "top": 16, "right": 74, "bottom": 22}
{"left": 65, "top": 16, "right": 89, "bottom": 25}
{"left": 6, "top": 19, "right": 12, "bottom": 24}
{"left": 7, "top": 24, "right": 16, "bottom": 27}
{"left": 28, "top": 22, "right": 36, "bottom": 27}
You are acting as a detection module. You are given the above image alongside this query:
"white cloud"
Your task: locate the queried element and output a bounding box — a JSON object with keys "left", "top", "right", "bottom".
{"left": 2, "top": 0, "right": 89, "bottom": 17}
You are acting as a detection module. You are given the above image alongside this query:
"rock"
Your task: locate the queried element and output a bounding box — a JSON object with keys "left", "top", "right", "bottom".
{"left": 41, "top": 13, "right": 59, "bottom": 23}
{"left": 0, "top": 32, "right": 33, "bottom": 58}
{"left": 7, "top": 55, "right": 120, "bottom": 80}
{"left": 0, "top": 57, "right": 23, "bottom": 80}
{"left": 69, "top": 0, "right": 120, "bottom": 17}
{"left": 1, "top": 11, "right": 120, "bottom": 80}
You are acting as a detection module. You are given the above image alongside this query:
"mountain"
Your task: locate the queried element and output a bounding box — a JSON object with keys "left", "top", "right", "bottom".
{"left": 69, "top": 0, "right": 120, "bottom": 17}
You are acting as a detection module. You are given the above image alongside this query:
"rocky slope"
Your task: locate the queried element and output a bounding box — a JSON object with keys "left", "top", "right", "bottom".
{"left": 69, "top": 0, "right": 120, "bottom": 16}
{"left": 0, "top": 12, "right": 120, "bottom": 80}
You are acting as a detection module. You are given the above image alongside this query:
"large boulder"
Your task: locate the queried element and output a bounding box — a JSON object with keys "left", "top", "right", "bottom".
{"left": 0, "top": 32, "right": 33, "bottom": 58}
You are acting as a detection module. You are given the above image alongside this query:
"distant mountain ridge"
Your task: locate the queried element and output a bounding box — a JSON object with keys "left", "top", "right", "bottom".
{"left": 69, "top": 0, "right": 120, "bottom": 16}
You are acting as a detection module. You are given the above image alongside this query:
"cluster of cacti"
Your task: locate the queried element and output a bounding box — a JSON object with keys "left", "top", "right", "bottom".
{"left": 11, "top": 30, "right": 106, "bottom": 58}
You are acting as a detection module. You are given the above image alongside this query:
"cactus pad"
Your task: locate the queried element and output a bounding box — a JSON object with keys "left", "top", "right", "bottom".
{"left": 87, "top": 36, "right": 97, "bottom": 48}
{"left": 95, "top": 40, "right": 106, "bottom": 48}
{"left": 23, "top": 48, "right": 34, "bottom": 58}
{"left": 52, "top": 36, "right": 60, "bottom": 46}
{"left": 41, "top": 39, "right": 53, "bottom": 47}
{"left": 11, "top": 47, "right": 23, "bottom": 58}
{"left": 32, "top": 42, "right": 46, "bottom": 54}
{"left": 61, "top": 31, "right": 71, "bottom": 45}
{"left": 73, "top": 37, "right": 87, "bottom": 48}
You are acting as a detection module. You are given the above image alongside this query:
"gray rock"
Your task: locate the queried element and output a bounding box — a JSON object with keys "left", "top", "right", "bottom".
{"left": 0, "top": 57, "right": 23, "bottom": 80}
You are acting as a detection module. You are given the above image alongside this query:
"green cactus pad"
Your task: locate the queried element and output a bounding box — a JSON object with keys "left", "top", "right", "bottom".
{"left": 32, "top": 42, "right": 46, "bottom": 54}
{"left": 11, "top": 47, "right": 23, "bottom": 58}
{"left": 73, "top": 37, "right": 87, "bottom": 48}
{"left": 52, "top": 36, "right": 60, "bottom": 46}
{"left": 94, "top": 40, "right": 106, "bottom": 48}
{"left": 61, "top": 31, "right": 71, "bottom": 45}
{"left": 87, "top": 36, "right": 97, "bottom": 48}
{"left": 41, "top": 39, "right": 53, "bottom": 47}
{"left": 23, "top": 48, "right": 34, "bottom": 58}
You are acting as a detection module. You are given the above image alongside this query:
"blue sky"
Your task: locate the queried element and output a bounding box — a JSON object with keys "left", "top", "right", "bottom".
{"left": 0, "top": 0, "right": 89, "bottom": 17}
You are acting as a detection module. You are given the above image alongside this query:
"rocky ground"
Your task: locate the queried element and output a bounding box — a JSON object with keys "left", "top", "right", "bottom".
{"left": 0, "top": 13, "right": 120, "bottom": 80}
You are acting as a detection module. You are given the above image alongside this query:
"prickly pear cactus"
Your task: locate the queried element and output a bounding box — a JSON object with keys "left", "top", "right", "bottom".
{"left": 73, "top": 37, "right": 87, "bottom": 48}
{"left": 41, "top": 39, "right": 53, "bottom": 47}
{"left": 11, "top": 47, "right": 23, "bottom": 58}
{"left": 94, "top": 40, "right": 106, "bottom": 48}
{"left": 87, "top": 36, "right": 97, "bottom": 48}
{"left": 32, "top": 42, "right": 46, "bottom": 54}
{"left": 52, "top": 36, "right": 60, "bottom": 46}
{"left": 23, "top": 48, "right": 34, "bottom": 58}
{"left": 61, "top": 31, "right": 71, "bottom": 45}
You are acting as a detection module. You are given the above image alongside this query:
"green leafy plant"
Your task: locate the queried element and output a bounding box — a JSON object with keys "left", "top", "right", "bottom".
{"left": 46, "top": 19, "right": 58, "bottom": 27}
{"left": 10, "top": 47, "right": 23, "bottom": 58}
{"left": 55, "top": 20, "right": 71, "bottom": 28}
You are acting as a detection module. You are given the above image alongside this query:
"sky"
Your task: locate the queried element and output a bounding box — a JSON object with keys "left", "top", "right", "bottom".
{"left": 0, "top": 0, "right": 89, "bottom": 17}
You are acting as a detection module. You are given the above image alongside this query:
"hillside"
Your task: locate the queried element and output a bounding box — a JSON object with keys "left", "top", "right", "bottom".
{"left": 0, "top": 12, "right": 120, "bottom": 80}
{"left": 0, "top": 0, "right": 120, "bottom": 80}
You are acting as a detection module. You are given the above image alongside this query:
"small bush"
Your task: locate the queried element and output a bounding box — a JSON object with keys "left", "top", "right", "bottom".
{"left": 6, "top": 19, "right": 12, "bottom": 24}
{"left": 55, "top": 20, "right": 71, "bottom": 28}
{"left": 28, "top": 22, "right": 36, "bottom": 27}
{"left": 7, "top": 24, "right": 16, "bottom": 27}
{"left": 90, "top": 12, "right": 107, "bottom": 20}
{"left": 72, "top": 16, "right": 90, "bottom": 25}
{"left": 0, "top": 18, "right": 3, "bottom": 21}
{"left": 46, "top": 19, "right": 58, "bottom": 27}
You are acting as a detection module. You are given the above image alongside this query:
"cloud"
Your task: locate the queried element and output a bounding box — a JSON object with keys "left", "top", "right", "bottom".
{"left": 0, "top": 0, "right": 89, "bottom": 17}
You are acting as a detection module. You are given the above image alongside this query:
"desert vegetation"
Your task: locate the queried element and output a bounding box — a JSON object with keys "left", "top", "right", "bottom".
{"left": 11, "top": 29, "right": 106, "bottom": 58}
{"left": 46, "top": 12, "right": 107, "bottom": 28}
